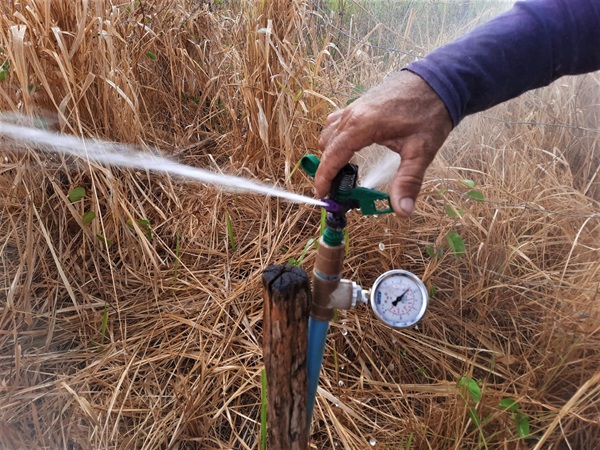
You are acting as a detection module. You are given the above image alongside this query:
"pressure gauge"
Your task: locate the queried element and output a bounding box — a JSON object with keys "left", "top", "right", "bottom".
{"left": 369, "top": 270, "right": 428, "bottom": 329}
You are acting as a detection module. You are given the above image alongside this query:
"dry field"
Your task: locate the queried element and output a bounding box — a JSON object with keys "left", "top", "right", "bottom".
{"left": 0, "top": 1, "right": 599, "bottom": 449}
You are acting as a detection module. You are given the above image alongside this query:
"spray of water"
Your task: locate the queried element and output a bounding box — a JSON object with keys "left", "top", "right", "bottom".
{"left": 0, "top": 119, "right": 326, "bottom": 207}
{"left": 358, "top": 145, "right": 400, "bottom": 190}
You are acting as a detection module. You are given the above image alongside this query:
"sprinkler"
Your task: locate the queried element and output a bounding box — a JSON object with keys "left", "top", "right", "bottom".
{"left": 301, "top": 154, "right": 429, "bottom": 433}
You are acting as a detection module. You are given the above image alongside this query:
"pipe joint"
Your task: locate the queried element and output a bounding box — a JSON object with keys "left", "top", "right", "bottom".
{"left": 310, "top": 237, "right": 344, "bottom": 321}
{"left": 310, "top": 237, "right": 368, "bottom": 320}
{"left": 329, "top": 279, "right": 368, "bottom": 310}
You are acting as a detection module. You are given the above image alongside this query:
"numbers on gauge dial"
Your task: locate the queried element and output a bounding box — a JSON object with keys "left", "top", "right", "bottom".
{"left": 375, "top": 276, "right": 423, "bottom": 325}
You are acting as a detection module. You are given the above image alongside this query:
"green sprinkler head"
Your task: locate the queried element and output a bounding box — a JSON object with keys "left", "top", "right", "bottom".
{"left": 300, "top": 154, "right": 394, "bottom": 216}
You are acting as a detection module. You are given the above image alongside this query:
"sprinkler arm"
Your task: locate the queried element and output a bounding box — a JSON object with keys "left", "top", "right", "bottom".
{"left": 300, "top": 155, "right": 395, "bottom": 215}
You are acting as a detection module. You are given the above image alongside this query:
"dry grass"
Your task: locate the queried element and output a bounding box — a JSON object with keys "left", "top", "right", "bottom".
{"left": 0, "top": 1, "right": 598, "bottom": 449}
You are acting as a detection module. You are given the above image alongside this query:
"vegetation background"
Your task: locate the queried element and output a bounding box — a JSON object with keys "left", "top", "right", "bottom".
{"left": 0, "top": 0, "right": 598, "bottom": 448}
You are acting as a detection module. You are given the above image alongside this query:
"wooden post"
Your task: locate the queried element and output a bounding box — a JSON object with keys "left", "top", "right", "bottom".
{"left": 262, "top": 264, "right": 310, "bottom": 450}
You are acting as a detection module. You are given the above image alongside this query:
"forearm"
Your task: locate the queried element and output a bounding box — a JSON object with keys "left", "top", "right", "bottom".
{"left": 405, "top": 0, "right": 600, "bottom": 127}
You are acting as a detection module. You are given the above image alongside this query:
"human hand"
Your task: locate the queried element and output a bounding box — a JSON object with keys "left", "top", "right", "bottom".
{"left": 315, "top": 70, "right": 453, "bottom": 217}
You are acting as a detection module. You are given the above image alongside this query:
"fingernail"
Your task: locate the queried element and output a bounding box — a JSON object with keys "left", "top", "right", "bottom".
{"left": 399, "top": 198, "right": 414, "bottom": 215}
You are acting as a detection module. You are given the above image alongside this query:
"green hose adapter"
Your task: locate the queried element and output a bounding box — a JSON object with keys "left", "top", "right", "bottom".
{"left": 300, "top": 154, "right": 394, "bottom": 216}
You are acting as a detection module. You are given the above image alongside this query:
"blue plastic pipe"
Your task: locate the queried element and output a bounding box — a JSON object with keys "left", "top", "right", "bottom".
{"left": 306, "top": 316, "right": 330, "bottom": 429}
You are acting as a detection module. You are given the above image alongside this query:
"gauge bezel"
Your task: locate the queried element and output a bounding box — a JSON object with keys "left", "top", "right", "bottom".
{"left": 369, "top": 269, "right": 429, "bottom": 329}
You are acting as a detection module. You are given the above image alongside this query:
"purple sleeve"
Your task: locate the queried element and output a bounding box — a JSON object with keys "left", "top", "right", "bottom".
{"left": 405, "top": 0, "right": 600, "bottom": 127}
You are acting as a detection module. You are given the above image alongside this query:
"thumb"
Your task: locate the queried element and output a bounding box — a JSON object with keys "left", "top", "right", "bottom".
{"left": 389, "top": 141, "right": 436, "bottom": 217}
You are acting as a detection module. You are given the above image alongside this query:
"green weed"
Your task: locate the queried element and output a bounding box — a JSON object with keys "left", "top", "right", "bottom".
{"left": 260, "top": 369, "right": 267, "bottom": 450}
{"left": 288, "top": 237, "right": 316, "bottom": 267}
{"left": 81, "top": 211, "right": 96, "bottom": 225}
{"left": 499, "top": 398, "right": 531, "bottom": 439}
{"left": 226, "top": 212, "right": 236, "bottom": 251}
{"left": 68, "top": 186, "right": 86, "bottom": 202}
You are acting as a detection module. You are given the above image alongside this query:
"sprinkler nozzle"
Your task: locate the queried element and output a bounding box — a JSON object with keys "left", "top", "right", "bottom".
{"left": 320, "top": 198, "right": 341, "bottom": 213}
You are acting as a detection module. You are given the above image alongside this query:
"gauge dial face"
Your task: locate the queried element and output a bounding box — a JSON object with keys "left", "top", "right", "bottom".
{"left": 370, "top": 270, "right": 428, "bottom": 329}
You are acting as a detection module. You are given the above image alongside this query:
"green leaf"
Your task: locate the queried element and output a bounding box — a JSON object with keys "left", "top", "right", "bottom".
{"left": 499, "top": 398, "right": 520, "bottom": 412}
{"left": 0, "top": 70, "right": 6, "bottom": 82}
{"left": 69, "top": 186, "right": 86, "bottom": 202}
{"left": 468, "top": 406, "right": 481, "bottom": 425}
{"left": 127, "top": 218, "right": 152, "bottom": 240}
{"left": 226, "top": 212, "right": 236, "bottom": 251}
{"left": 260, "top": 369, "right": 268, "bottom": 450}
{"left": 81, "top": 211, "right": 96, "bottom": 225}
{"left": 438, "top": 188, "right": 447, "bottom": 196}
{"left": 96, "top": 233, "right": 114, "bottom": 246}
{"left": 346, "top": 84, "right": 367, "bottom": 104}
{"left": 425, "top": 245, "right": 436, "bottom": 258}
{"left": 446, "top": 231, "right": 466, "bottom": 257}
{"left": 516, "top": 411, "right": 530, "bottom": 438}
{"left": 404, "top": 433, "right": 413, "bottom": 450}
{"left": 467, "top": 190, "right": 485, "bottom": 202}
{"left": 352, "top": 83, "right": 367, "bottom": 96}
{"left": 145, "top": 51, "right": 157, "bottom": 60}
{"left": 458, "top": 376, "right": 482, "bottom": 403}
{"left": 291, "top": 237, "right": 317, "bottom": 267}
{"left": 460, "top": 179, "right": 476, "bottom": 188}
{"left": 445, "top": 204, "right": 463, "bottom": 218}
{"left": 428, "top": 285, "right": 438, "bottom": 298}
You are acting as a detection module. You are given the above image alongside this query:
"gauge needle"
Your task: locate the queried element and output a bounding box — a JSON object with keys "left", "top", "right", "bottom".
{"left": 392, "top": 290, "right": 408, "bottom": 306}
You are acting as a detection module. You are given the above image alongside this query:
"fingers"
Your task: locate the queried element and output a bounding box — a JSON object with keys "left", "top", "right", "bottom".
{"left": 314, "top": 131, "right": 356, "bottom": 198}
{"left": 324, "top": 109, "right": 343, "bottom": 126}
{"left": 315, "top": 108, "right": 365, "bottom": 198}
{"left": 388, "top": 138, "right": 437, "bottom": 217}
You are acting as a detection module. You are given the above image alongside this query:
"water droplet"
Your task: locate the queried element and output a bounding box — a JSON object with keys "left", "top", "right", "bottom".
{"left": 341, "top": 329, "right": 348, "bottom": 336}
{"left": 378, "top": 242, "right": 385, "bottom": 251}
{"left": 334, "top": 402, "right": 340, "bottom": 408}
{"left": 334, "top": 441, "right": 340, "bottom": 447}
{"left": 338, "top": 380, "right": 344, "bottom": 387}
{"left": 369, "top": 437, "right": 377, "bottom": 446}
{"left": 340, "top": 365, "right": 345, "bottom": 371}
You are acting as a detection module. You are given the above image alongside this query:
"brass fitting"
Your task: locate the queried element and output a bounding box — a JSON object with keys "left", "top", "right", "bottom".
{"left": 311, "top": 237, "right": 345, "bottom": 321}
